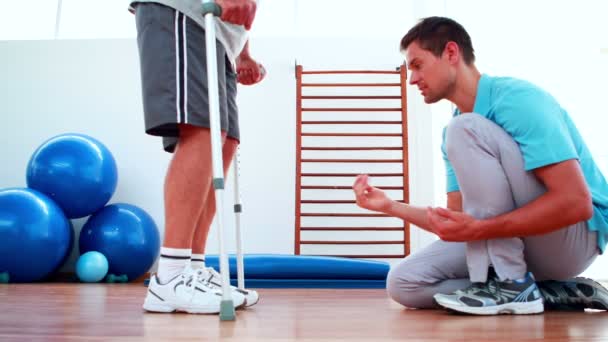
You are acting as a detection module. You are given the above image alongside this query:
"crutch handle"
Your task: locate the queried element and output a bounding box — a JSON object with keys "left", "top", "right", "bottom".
{"left": 202, "top": 1, "right": 222, "bottom": 17}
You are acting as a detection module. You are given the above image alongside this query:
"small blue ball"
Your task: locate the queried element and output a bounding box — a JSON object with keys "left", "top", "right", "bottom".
{"left": 76, "top": 251, "right": 109, "bottom": 283}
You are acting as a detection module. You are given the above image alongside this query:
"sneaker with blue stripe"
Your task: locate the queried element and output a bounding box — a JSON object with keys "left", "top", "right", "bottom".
{"left": 433, "top": 272, "right": 544, "bottom": 315}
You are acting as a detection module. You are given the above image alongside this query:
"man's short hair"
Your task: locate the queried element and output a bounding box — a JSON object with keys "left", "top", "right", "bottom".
{"left": 400, "top": 16, "right": 475, "bottom": 65}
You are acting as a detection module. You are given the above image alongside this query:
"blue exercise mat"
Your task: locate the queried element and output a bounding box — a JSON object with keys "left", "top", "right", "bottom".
{"left": 236, "top": 278, "right": 387, "bottom": 289}
{"left": 143, "top": 278, "right": 387, "bottom": 289}
{"left": 205, "top": 254, "right": 389, "bottom": 280}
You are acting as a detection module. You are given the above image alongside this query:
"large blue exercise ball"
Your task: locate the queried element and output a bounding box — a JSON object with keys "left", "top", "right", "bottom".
{"left": 0, "top": 188, "right": 71, "bottom": 282}
{"left": 79, "top": 203, "right": 160, "bottom": 281}
{"left": 26, "top": 133, "right": 118, "bottom": 219}
{"left": 76, "top": 251, "right": 109, "bottom": 283}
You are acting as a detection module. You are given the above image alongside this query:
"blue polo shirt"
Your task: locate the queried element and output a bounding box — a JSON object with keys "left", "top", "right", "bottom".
{"left": 441, "top": 74, "right": 608, "bottom": 252}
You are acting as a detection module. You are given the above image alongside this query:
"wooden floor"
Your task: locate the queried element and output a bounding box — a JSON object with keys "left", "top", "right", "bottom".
{"left": 1, "top": 284, "right": 607, "bottom": 341}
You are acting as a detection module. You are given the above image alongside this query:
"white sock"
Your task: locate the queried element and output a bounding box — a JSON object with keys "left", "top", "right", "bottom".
{"left": 190, "top": 253, "right": 206, "bottom": 270}
{"left": 157, "top": 247, "right": 191, "bottom": 284}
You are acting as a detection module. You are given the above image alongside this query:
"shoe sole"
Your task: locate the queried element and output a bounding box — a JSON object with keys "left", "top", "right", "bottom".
{"left": 143, "top": 299, "right": 246, "bottom": 314}
{"left": 245, "top": 295, "right": 259, "bottom": 308}
{"left": 232, "top": 288, "right": 259, "bottom": 309}
{"left": 235, "top": 300, "right": 247, "bottom": 310}
{"left": 435, "top": 298, "right": 544, "bottom": 315}
{"left": 143, "top": 302, "right": 220, "bottom": 314}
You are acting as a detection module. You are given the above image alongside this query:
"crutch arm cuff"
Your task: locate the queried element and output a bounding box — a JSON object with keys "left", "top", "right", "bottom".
{"left": 201, "top": 2, "right": 222, "bottom": 17}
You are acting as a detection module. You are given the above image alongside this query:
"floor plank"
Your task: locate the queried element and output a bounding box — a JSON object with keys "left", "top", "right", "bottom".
{"left": 1, "top": 284, "right": 607, "bottom": 341}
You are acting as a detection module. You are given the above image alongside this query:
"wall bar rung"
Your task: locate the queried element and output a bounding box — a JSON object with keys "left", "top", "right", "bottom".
{"left": 301, "top": 240, "right": 405, "bottom": 245}
{"left": 306, "top": 254, "right": 407, "bottom": 259}
{"left": 302, "top": 108, "right": 401, "bottom": 112}
{"left": 301, "top": 200, "right": 405, "bottom": 204}
{"left": 302, "top": 70, "right": 400, "bottom": 74}
{"left": 302, "top": 133, "right": 402, "bottom": 137}
{"left": 302, "top": 95, "right": 401, "bottom": 100}
{"left": 302, "top": 158, "right": 403, "bottom": 163}
{"left": 301, "top": 227, "right": 405, "bottom": 231}
{"left": 302, "top": 147, "right": 402, "bottom": 151}
{"left": 301, "top": 173, "right": 403, "bottom": 177}
{"left": 301, "top": 213, "right": 390, "bottom": 217}
{"left": 302, "top": 121, "right": 402, "bottom": 125}
{"left": 302, "top": 185, "right": 403, "bottom": 190}
{"left": 302, "top": 83, "right": 400, "bottom": 87}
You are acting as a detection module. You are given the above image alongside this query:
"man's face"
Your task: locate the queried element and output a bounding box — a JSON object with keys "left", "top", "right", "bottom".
{"left": 405, "top": 41, "right": 454, "bottom": 104}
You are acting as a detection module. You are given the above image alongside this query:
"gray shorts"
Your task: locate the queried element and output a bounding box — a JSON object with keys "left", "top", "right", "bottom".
{"left": 134, "top": 2, "right": 239, "bottom": 153}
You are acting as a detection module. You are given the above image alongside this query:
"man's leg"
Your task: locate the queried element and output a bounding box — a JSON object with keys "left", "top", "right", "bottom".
{"left": 143, "top": 125, "right": 247, "bottom": 314}
{"left": 436, "top": 114, "right": 602, "bottom": 314}
{"left": 433, "top": 114, "right": 545, "bottom": 314}
{"left": 386, "top": 240, "right": 470, "bottom": 309}
{"left": 446, "top": 114, "right": 600, "bottom": 281}
{"left": 191, "top": 54, "right": 240, "bottom": 261}
{"left": 156, "top": 125, "right": 215, "bottom": 282}
{"left": 444, "top": 114, "right": 538, "bottom": 283}
{"left": 191, "top": 137, "right": 238, "bottom": 259}
{"left": 189, "top": 137, "right": 260, "bottom": 307}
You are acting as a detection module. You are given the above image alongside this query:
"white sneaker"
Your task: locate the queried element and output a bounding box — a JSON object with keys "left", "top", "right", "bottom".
{"left": 197, "top": 267, "right": 260, "bottom": 308}
{"left": 143, "top": 270, "right": 246, "bottom": 314}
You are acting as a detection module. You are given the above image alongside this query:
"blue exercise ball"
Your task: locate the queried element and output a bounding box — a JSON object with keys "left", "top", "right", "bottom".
{"left": 26, "top": 133, "right": 118, "bottom": 219}
{"left": 0, "top": 188, "right": 71, "bottom": 282}
{"left": 79, "top": 203, "right": 160, "bottom": 281}
{"left": 76, "top": 251, "right": 109, "bottom": 283}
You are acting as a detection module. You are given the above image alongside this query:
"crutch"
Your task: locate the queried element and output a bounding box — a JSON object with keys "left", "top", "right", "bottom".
{"left": 201, "top": 0, "right": 235, "bottom": 321}
{"left": 233, "top": 149, "right": 245, "bottom": 291}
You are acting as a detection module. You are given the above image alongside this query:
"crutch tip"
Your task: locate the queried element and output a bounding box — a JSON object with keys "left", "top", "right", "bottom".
{"left": 219, "top": 300, "right": 236, "bottom": 321}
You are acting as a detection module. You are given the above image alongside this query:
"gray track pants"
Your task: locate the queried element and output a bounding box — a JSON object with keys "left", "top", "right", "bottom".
{"left": 387, "top": 114, "right": 598, "bottom": 309}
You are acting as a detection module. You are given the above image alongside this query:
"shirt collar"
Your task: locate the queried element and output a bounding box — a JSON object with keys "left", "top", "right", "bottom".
{"left": 473, "top": 74, "right": 492, "bottom": 115}
{"left": 453, "top": 73, "right": 492, "bottom": 116}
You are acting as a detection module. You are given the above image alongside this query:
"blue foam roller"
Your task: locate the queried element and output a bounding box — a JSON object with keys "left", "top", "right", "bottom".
{"left": 143, "top": 278, "right": 387, "bottom": 289}
{"left": 205, "top": 254, "right": 389, "bottom": 280}
{"left": 237, "top": 279, "right": 387, "bottom": 289}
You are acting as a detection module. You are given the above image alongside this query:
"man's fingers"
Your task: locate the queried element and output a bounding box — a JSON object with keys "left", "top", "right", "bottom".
{"left": 434, "top": 207, "right": 453, "bottom": 219}
{"left": 251, "top": 67, "right": 260, "bottom": 82}
{"left": 219, "top": 2, "right": 255, "bottom": 29}
{"left": 244, "top": 2, "right": 256, "bottom": 29}
{"left": 352, "top": 175, "right": 369, "bottom": 194}
{"left": 257, "top": 64, "right": 266, "bottom": 81}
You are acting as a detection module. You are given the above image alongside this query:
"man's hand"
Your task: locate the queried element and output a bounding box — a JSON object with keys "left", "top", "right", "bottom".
{"left": 352, "top": 175, "right": 392, "bottom": 212}
{"left": 215, "top": 0, "right": 257, "bottom": 30}
{"left": 427, "top": 206, "right": 482, "bottom": 241}
{"left": 236, "top": 56, "right": 265, "bottom": 85}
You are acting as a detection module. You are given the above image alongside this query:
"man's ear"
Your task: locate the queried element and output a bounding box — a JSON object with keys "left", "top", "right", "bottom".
{"left": 443, "top": 41, "right": 460, "bottom": 64}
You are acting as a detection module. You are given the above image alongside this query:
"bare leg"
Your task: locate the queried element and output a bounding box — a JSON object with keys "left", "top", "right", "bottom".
{"left": 162, "top": 125, "right": 219, "bottom": 248}
{"left": 191, "top": 137, "right": 239, "bottom": 254}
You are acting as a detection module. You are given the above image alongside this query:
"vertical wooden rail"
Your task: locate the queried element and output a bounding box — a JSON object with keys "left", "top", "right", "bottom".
{"left": 295, "top": 65, "right": 303, "bottom": 255}
{"left": 399, "top": 65, "right": 411, "bottom": 256}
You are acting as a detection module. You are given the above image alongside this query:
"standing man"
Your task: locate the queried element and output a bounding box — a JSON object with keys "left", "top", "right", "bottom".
{"left": 130, "top": 0, "right": 264, "bottom": 314}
